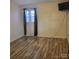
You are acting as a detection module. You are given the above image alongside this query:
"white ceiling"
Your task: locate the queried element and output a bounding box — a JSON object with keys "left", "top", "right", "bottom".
{"left": 18, "top": 0, "right": 56, "bottom": 5}
{"left": 11, "top": 0, "right": 68, "bottom": 5}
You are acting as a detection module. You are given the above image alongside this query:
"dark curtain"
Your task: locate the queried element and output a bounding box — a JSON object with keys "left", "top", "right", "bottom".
{"left": 23, "top": 8, "right": 26, "bottom": 35}
{"left": 34, "top": 8, "right": 38, "bottom": 36}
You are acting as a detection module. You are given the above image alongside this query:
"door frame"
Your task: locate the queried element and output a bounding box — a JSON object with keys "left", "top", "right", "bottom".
{"left": 23, "top": 8, "right": 38, "bottom": 36}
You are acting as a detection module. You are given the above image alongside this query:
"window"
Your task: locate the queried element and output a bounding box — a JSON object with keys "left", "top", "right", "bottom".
{"left": 25, "top": 10, "right": 30, "bottom": 22}
{"left": 25, "top": 9, "right": 35, "bottom": 22}
{"left": 31, "top": 10, "right": 35, "bottom": 22}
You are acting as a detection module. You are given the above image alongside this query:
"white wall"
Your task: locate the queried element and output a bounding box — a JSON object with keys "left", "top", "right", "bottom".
{"left": 16, "top": 0, "right": 69, "bottom": 5}
{"left": 10, "top": 1, "right": 24, "bottom": 42}
{"left": 66, "top": 11, "right": 69, "bottom": 39}
{"left": 20, "top": 2, "right": 68, "bottom": 38}
{"left": 10, "top": 0, "right": 69, "bottom": 42}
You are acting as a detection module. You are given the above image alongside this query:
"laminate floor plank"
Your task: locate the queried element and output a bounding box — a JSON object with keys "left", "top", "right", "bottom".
{"left": 10, "top": 37, "right": 69, "bottom": 59}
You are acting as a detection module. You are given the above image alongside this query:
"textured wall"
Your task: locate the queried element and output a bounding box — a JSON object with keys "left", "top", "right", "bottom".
{"left": 10, "top": 1, "right": 24, "bottom": 42}
{"left": 20, "top": 2, "right": 68, "bottom": 38}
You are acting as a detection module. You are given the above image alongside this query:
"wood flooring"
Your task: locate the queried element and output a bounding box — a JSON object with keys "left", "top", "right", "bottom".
{"left": 10, "top": 36, "right": 69, "bottom": 59}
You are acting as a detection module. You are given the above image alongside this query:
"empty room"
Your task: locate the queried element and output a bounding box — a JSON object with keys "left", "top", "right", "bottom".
{"left": 10, "top": 0, "right": 69, "bottom": 59}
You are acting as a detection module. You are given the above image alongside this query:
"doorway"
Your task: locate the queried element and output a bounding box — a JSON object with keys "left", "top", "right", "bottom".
{"left": 23, "top": 8, "right": 38, "bottom": 36}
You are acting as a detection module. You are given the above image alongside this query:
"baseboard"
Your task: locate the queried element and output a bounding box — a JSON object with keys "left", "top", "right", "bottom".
{"left": 16, "top": 34, "right": 24, "bottom": 40}
{"left": 10, "top": 34, "right": 24, "bottom": 43}
{"left": 37, "top": 35, "right": 67, "bottom": 39}
{"left": 51, "top": 36, "right": 67, "bottom": 39}
{"left": 10, "top": 35, "right": 67, "bottom": 43}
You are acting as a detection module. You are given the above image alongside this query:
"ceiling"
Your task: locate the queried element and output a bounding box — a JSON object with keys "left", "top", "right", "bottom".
{"left": 17, "top": 0, "right": 57, "bottom": 5}
{"left": 11, "top": 0, "right": 68, "bottom": 5}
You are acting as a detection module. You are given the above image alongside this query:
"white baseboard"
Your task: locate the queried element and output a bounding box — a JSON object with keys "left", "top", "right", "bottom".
{"left": 16, "top": 34, "right": 24, "bottom": 40}
{"left": 37, "top": 35, "right": 67, "bottom": 39}
{"left": 11, "top": 35, "right": 67, "bottom": 43}
{"left": 52, "top": 35, "right": 68, "bottom": 39}
{"left": 10, "top": 34, "right": 24, "bottom": 43}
